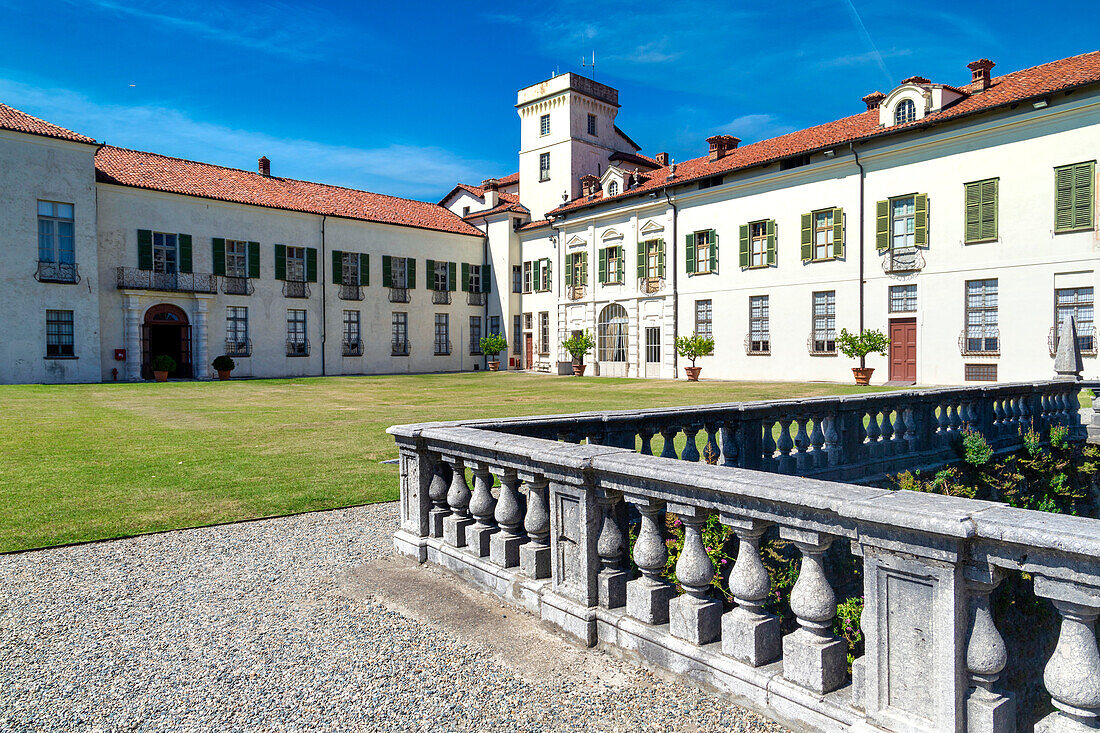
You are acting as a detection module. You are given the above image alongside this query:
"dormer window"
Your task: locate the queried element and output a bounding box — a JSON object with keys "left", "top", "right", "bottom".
{"left": 894, "top": 99, "right": 917, "bottom": 125}
{"left": 608, "top": 181, "right": 618, "bottom": 196}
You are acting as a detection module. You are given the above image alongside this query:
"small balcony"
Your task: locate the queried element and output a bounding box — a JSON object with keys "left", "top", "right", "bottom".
{"left": 744, "top": 334, "right": 771, "bottom": 356}
{"left": 389, "top": 287, "right": 410, "bottom": 303}
{"left": 567, "top": 284, "right": 586, "bottom": 301}
{"left": 283, "top": 280, "right": 310, "bottom": 299}
{"left": 222, "top": 276, "right": 254, "bottom": 296}
{"left": 467, "top": 291, "right": 487, "bottom": 306}
{"left": 807, "top": 333, "right": 837, "bottom": 356}
{"left": 117, "top": 267, "right": 217, "bottom": 294}
{"left": 339, "top": 284, "right": 363, "bottom": 301}
{"left": 342, "top": 339, "right": 364, "bottom": 357}
{"left": 224, "top": 338, "right": 252, "bottom": 357}
{"left": 392, "top": 340, "right": 410, "bottom": 356}
{"left": 1049, "top": 325, "right": 1097, "bottom": 357}
{"left": 36, "top": 261, "right": 80, "bottom": 284}
{"left": 639, "top": 277, "right": 663, "bottom": 294}
{"left": 432, "top": 290, "right": 452, "bottom": 305}
{"left": 286, "top": 338, "right": 310, "bottom": 357}
{"left": 882, "top": 246, "right": 925, "bottom": 276}
{"left": 959, "top": 329, "right": 1000, "bottom": 357}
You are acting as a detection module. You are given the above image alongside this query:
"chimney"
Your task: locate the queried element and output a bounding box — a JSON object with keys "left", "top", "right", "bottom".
{"left": 481, "top": 178, "right": 500, "bottom": 207}
{"left": 579, "top": 174, "right": 600, "bottom": 197}
{"left": 655, "top": 151, "right": 669, "bottom": 166}
{"left": 902, "top": 75, "right": 931, "bottom": 85}
{"left": 706, "top": 134, "right": 740, "bottom": 162}
{"left": 967, "top": 59, "right": 995, "bottom": 92}
{"left": 258, "top": 156, "right": 270, "bottom": 176}
{"left": 862, "top": 91, "right": 885, "bottom": 110}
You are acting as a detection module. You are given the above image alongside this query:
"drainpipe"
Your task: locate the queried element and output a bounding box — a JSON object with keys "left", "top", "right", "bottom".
{"left": 483, "top": 231, "right": 489, "bottom": 369}
{"left": 320, "top": 214, "right": 327, "bottom": 377}
{"left": 850, "top": 143, "right": 866, "bottom": 369}
{"left": 664, "top": 189, "right": 679, "bottom": 378}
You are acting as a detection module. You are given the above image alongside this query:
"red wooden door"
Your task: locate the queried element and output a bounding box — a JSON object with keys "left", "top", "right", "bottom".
{"left": 889, "top": 318, "right": 917, "bottom": 382}
{"left": 524, "top": 334, "right": 534, "bottom": 369}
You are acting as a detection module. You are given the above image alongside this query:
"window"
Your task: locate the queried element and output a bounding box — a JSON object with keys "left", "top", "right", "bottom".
{"left": 600, "top": 246, "right": 622, "bottom": 284}
{"left": 750, "top": 222, "right": 768, "bottom": 268}
{"left": 341, "top": 252, "right": 360, "bottom": 286}
{"left": 153, "top": 232, "right": 178, "bottom": 274}
{"left": 597, "top": 304, "right": 628, "bottom": 362}
{"left": 644, "top": 240, "right": 663, "bottom": 279}
{"left": 540, "top": 113, "right": 550, "bottom": 136}
{"left": 287, "top": 309, "right": 307, "bottom": 355}
{"left": 433, "top": 260, "right": 448, "bottom": 291}
{"left": 965, "top": 364, "right": 997, "bottom": 382}
{"left": 389, "top": 256, "right": 409, "bottom": 289}
{"left": 37, "top": 201, "right": 74, "bottom": 265}
{"left": 1054, "top": 161, "right": 1096, "bottom": 233}
{"left": 964, "top": 179, "right": 998, "bottom": 243}
{"left": 435, "top": 314, "right": 450, "bottom": 355}
{"left": 608, "top": 181, "right": 618, "bottom": 196}
{"left": 226, "top": 306, "right": 249, "bottom": 355}
{"left": 523, "top": 261, "right": 533, "bottom": 293}
{"left": 45, "top": 310, "right": 74, "bottom": 357}
{"left": 392, "top": 312, "right": 409, "bottom": 355}
{"left": 1055, "top": 287, "right": 1095, "bottom": 353}
{"left": 513, "top": 315, "right": 522, "bottom": 355}
{"left": 489, "top": 315, "right": 500, "bottom": 335}
{"left": 894, "top": 99, "right": 916, "bottom": 125}
{"left": 749, "top": 296, "right": 769, "bottom": 354}
{"left": 470, "top": 316, "right": 482, "bottom": 354}
{"left": 587, "top": 113, "right": 597, "bottom": 136}
{"left": 539, "top": 152, "right": 550, "bottom": 182}
{"left": 891, "top": 197, "right": 916, "bottom": 250}
{"left": 462, "top": 206, "right": 470, "bottom": 217}
{"left": 524, "top": 313, "right": 533, "bottom": 330}
{"left": 811, "top": 291, "right": 836, "bottom": 353}
{"left": 813, "top": 211, "right": 833, "bottom": 260}
{"left": 225, "top": 240, "right": 248, "bottom": 278}
{"left": 565, "top": 252, "right": 587, "bottom": 293}
{"left": 468, "top": 265, "right": 481, "bottom": 294}
{"left": 285, "top": 246, "right": 306, "bottom": 281}
{"left": 512, "top": 265, "right": 522, "bottom": 293}
{"left": 695, "top": 299, "right": 712, "bottom": 339}
{"left": 691, "top": 230, "right": 714, "bottom": 274}
{"left": 889, "top": 284, "right": 917, "bottom": 313}
{"left": 698, "top": 176, "right": 724, "bottom": 190}
{"left": 343, "top": 310, "right": 361, "bottom": 354}
{"left": 539, "top": 312, "right": 549, "bottom": 354}
{"left": 965, "top": 279, "right": 999, "bottom": 354}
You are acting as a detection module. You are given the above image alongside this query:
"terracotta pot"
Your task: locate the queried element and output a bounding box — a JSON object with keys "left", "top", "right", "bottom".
{"left": 217, "top": 370, "right": 232, "bottom": 381}
{"left": 684, "top": 366, "right": 702, "bottom": 382}
{"left": 852, "top": 367, "right": 875, "bottom": 385}
{"left": 572, "top": 364, "right": 587, "bottom": 376}
{"left": 153, "top": 370, "right": 169, "bottom": 383}
{"left": 487, "top": 361, "right": 500, "bottom": 371}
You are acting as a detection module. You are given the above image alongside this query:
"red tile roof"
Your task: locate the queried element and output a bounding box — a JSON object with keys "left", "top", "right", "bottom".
{"left": 463, "top": 200, "right": 530, "bottom": 220}
{"left": 550, "top": 51, "right": 1100, "bottom": 217}
{"left": 0, "top": 103, "right": 97, "bottom": 145}
{"left": 496, "top": 172, "right": 520, "bottom": 187}
{"left": 95, "top": 145, "right": 484, "bottom": 237}
{"left": 438, "top": 178, "right": 522, "bottom": 206}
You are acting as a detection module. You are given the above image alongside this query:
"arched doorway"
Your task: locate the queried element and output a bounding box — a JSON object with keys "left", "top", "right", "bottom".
{"left": 142, "top": 304, "right": 192, "bottom": 379}
{"left": 597, "top": 303, "right": 629, "bottom": 377}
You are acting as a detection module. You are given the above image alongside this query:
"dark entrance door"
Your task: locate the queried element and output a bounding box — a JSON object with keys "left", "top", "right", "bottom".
{"left": 889, "top": 318, "right": 917, "bottom": 382}
{"left": 142, "top": 304, "right": 193, "bottom": 379}
{"left": 524, "top": 334, "right": 534, "bottom": 369}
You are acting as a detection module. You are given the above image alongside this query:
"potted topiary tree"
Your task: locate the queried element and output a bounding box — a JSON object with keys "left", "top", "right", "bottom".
{"left": 836, "top": 328, "right": 891, "bottom": 385}
{"left": 561, "top": 330, "right": 596, "bottom": 376}
{"left": 675, "top": 333, "right": 715, "bottom": 381}
{"left": 212, "top": 354, "right": 235, "bottom": 381}
{"left": 479, "top": 333, "right": 508, "bottom": 371}
{"left": 151, "top": 354, "right": 177, "bottom": 382}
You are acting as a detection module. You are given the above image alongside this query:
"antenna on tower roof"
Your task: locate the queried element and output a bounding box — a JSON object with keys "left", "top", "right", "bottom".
{"left": 581, "top": 51, "right": 596, "bottom": 79}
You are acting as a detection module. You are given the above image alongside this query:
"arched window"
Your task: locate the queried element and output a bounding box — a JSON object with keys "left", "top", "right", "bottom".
{"left": 597, "top": 303, "right": 628, "bottom": 362}
{"left": 894, "top": 99, "right": 917, "bottom": 125}
{"left": 608, "top": 181, "right": 619, "bottom": 196}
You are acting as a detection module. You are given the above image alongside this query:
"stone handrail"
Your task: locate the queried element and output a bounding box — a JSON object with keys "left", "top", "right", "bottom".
{"left": 389, "top": 380, "right": 1100, "bottom": 733}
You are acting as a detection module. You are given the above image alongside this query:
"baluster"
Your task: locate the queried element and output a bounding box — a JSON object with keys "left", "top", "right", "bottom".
{"left": 668, "top": 508, "right": 721, "bottom": 645}
{"left": 719, "top": 422, "right": 739, "bottom": 467}
{"left": 428, "top": 459, "right": 452, "bottom": 538}
{"left": 638, "top": 426, "right": 655, "bottom": 455}
{"left": 681, "top": 425, "right": 701, "bottom": 462}
{"left": 824, "top": 415, "right": 841, "bottom": 468}
{"left": 892, "top": 408, "right": 907, "bottom": 455}
{"left": 950, "top": 402, "right": 965, "bottom": 433}
{"left": 809, "top": 417, "right": 826, "bottom": 470}
{"left": 965, "top": 565, "right": 1015, "bottom": 732}
{"left": 1015, "top": 396, "right": 1028, "bottom": 434}
{"left": 937, "top": 401, "right": 951, "bottom": 445}
{"left": 519, "top": 477, "right": 551, "bottom": 579}
{"left": 777, "top": 418, "right": 795, "bottom": 474}
{"left": 992, "top": 399, "right": 1005, "bottom": 438}
{"left": 904, "top": 406, "right": 919, "bottom": 453}
{"left": 793, "top": 418, "right": 811, "bottom": 473}
{"left": 466, "top": 463, "right": 497, "bottom": 557}
{"left": 879, "top": 408, "right": 895, "bottom": 456}
{"left": 489, "top": 470, "right": 525, "bottom": 568}
{"left": 1033, "top": 576, "right": 1100, "bottom": 731}
{"left": 721, "top": 517, "right": 780, "bottom": 666}
{"left": 781, "top": 528, "right": 847, "bottom": 694}
{"left": 659, "top": 426, "right": 679, "bottom": 459}
{"left": 702, "top": 422, "right": 721, "bottom": 465}
{"left": 762, "top": 421, "right": 778, "bottom": 471}
{"left": 443, "top": 458, "right": 474, "bottom": 548}
{"left": 596, "top": 490, "right": 627, "bottom": 608}
{"left": 626, "top": 498, "right": 676, "bottom": 625}
{"left": 866, "top": 409, "right": 882, "bottom": 460}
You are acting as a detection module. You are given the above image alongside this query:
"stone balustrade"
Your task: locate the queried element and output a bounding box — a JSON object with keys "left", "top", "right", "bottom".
{"left": 390, "top": 380, "right": 1100, "bottom": 733}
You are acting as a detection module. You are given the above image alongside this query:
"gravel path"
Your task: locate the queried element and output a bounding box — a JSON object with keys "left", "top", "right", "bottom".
{"left": 0, "top": 503, "right": 787, "bottom": 733}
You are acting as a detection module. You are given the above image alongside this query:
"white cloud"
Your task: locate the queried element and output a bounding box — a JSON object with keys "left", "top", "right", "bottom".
{"left": 714, "top": 114, "right": 797, "bottom": 142}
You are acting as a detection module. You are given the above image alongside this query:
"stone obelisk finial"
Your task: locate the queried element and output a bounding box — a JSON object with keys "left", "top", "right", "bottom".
{"left": 1053, "top": 316, "right": 1083, "bottom": 382}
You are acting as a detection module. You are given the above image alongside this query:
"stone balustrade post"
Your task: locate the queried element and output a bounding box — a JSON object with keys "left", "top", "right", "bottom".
{"left": 965, "top": 564, "right": 1015, "bottom": 733}
{"left": 719, "top": 421, "right": 740, "bottom": 467}
{"left": 780, "top": 527, "right": 846, "bottom": 694}
{"left": 466, "top": 463, "right": 497, "bottom": 557}
{"left": 721, "top": 516, "right": 779, "bottom": 666}
{"left": 836, "top": 405, "right": 863, "bottom": 472}
{"left": 596, "top": 489, "right": 627, "bottom": 608}
{"left": 519, "top": 477, "right": 551, "bottom": 579}
{"left": 442, "top": 457, "right": 474, "bottom": 548}
{"left": 667, "top": 505, "right": 721, "bottom": 645}
{"left": 625, "top": 497, "right": 675, "bottom": 625}
{"left": 427, "top": 459, "right": 452, "bottom": 539}
{"left": 488, "top": 469, "right": 525, "bottom": 568}
{"left": 681, "top": 426, "right": 701, "bottom": 462}
{"left": 391, "top": 440, "right": 433, "bottom": 562}
{"left": 1033, "top": 575, "right": 1100, "bottom": 732}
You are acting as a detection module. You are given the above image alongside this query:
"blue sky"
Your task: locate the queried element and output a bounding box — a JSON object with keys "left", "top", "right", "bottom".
{"left": 1, "top": 1, "right": 1097, "bottom": 201}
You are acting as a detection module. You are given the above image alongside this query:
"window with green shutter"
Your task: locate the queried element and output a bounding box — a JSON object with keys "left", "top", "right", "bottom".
{"left": 539, "top": 258, "right": 551, "bottom": 290}
{"left": 178, "top": 234, "right": 192, "bottom": 273}
{"left": 686, "top": 231, "right": 715, "bottom": 275}
{"left": 1054, "top": 161, "right": 1095, "bottom": 233}
{"left": 598, "top": 247, "right": 607, "bottom": 284}
{"left": 274, "top": 244, "right": 286, "bottom": 280}
{"left": 744, "top": 221, "right": 772, "bottom": 268}
{"left": 447, "top": 261, "right": 457, "bottom": 291}
{"left": 137, "top": 229, "right": 154, "bottom": 270}
{"left": 878, "top": 195, "right": 927, "bottom": 252}
{"left": 425, "top": 259, "right": 436, "bottom": 289}
{"left": 801, "top": 209, "right": 844, "bottom": 261}
{"left": 461, "top": 262, "right": 471, "bottom": 292}
{"left": 685, "top": 233, "right": 695, "bottom": 274}
{"left": 382, "top": 255, "right": 393, "bottom": 287}
{"left": 305, "top": 247, "right": 317, "bottom": 282}
{"left": 481, "top": 263, "right": 492, "bottom": 293}
{"left": 248, "top": 242, "right": 260, "bottom": 278}
{"left": 359, "top": 253, "right": 369, "bottom": 286}
{"left": 964, "top": 179, "right": 998, "bottom": 243}
{"left": 213, "top": 238, "right": 226, "bottom": 276}
{"left": 738, "top": 225, "right": 750, "bottom": 268}
{"left": 564, "top": 254, "right": 574, "bottom": 286}
{"left": 332, "top": 250, "right": 343, "bottom": 284}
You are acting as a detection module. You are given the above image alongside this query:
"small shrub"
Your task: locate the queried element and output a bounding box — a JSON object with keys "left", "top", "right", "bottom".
{"left": 151, "top": 354, "right": 177, "bottom": 373}
{"left": 835, "top": 328, "right": 891, "bottom": 360}
{"left": 962, "top": 429, "right": 993, "bottom": 467}
{"left": 561, "top": 331, "right": 596, "bottom": 362}
{"left": 212, "top": 354, "right": 235, "bottom": 372}
{"left": 675, "top": 333, "right": 715, "bottom": 367}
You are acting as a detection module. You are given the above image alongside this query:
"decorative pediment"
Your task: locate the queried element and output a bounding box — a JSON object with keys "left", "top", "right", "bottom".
{"left": 566, "top": 234, "right": 587, "bottom": 248}
{"left": 601, "top": 228, "right": 624, "bottom": 241}
{"left": 640, "top": 219, "right": 664, "bottom": 236}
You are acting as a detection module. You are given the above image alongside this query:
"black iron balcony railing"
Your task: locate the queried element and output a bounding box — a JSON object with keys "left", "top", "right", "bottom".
{"left": 36, "top": 261, "right": 80, "bottom": 284}
{"left": 432, "top": 290, "right": 452, "bottom": 305}
{"left": 392, "top": 340, "right": 410, "bottom": 356}
{"left": 1048, "top": 324, "right": 1097, "bottom": 357}
{"left": 467, "top": 291, "right": 487, "bottom": 306}
{"left": 807, "top": 333, "right": 837, "bottom": 356}
{"left": 117, "top": 267, "right": 217, "bottom": 293}
{"left": 959, "top": 329, "right": 1001, "bottom": 357}
{"left": 224, "top": 338, "right": 252, "bottom": 357}
{"left": 882, "top": 245, "right": 926, "bottom": 276}
{"left": 343, "top": 339, "right": 364, "bottom": 357}
{"left": 744, "top": 334, "right": 771, "bottom": 356}
{"left": 222, "top": 276, "right": 254, "bottom": 296}
{"left": 286, "top": 338, "right": 309, "bottom": 357}
{"left": 389, "top": 287, "right": 410, "bottom": 303}
{"left": 339, "top": 284, "right": 363, "bottom": 301}
{"left": 283, "top": 280, "right": 310, "bottom": 298}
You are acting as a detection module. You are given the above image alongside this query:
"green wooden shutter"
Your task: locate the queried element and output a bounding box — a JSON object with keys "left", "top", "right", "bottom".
{"left": 461, "top": 262, "right": 470, "bottom": 292}
{"left": 580, "top": 252, "right": 588, "bottom": 282}
{"left": 306, "top": 247, "right": 318, "bottom": 282}
{"left": 137, "top": 229, "right": 153, "bottom": 270}
{"left": 360, "top": 253, "right": 369, "bottom": 286}
{"left": 407, "top": 258, "right": 416, "bottom": 288}
{"left": 382, "top": 255, "right": 393, "bottom": 287}
{"left": 564, "top": 254, "right": 573, "bottom": 286}
{"left": 657, "top": 239, "right": 665, "bottom": 277}
{"left": 831, "top": 208, "right": 844, "bottom": 258}
{"left": 964, "top": 182, "right": 981, "bottom": 243}
{"left": 332, "top": 250, "right": 343, "bottom": 284}
{"left": 248, "top": 241, "right": 260, "bottom": 278}
{"left": 425, "top": 259, "right": 435, "bottom": 288}
{"left": 482, "top": 264, "right": 491, "bottom": 293}
{"left": 876, "top": 200, "right": 890, "bottom": 250}
{"left": 598, "top": 247, "right": 608, "bottom": 284}
{"left": 709, "top": 230, "right": 718, "bottom": 272}
{"left": 914, "top": 194, "right": 928, "bottom": 246}
{"left": 800, "top": 213, "right": 813, "bottom": 261}
{"left": 544, "top": 259, "right": 551, "bottom": 289}
{"left": 980, "top": 179, "right": 998, "bottom": 241}
{"left": 685, "top": 233, "right": 695, "bottom": 274}
{"left": 637, "top": 240, "right": 645, "bottom": 279}
{"left": 533, "top": 259, "right": 542, "bottom": 290}
{"left": 212, "top": 238, "right": 226, "bottom": 276}
{"left": 448, "top": 261, "right": 456, "bottom": 291}
{"left": 738, "top": 225, "right": 749, "bottom": 268}
{"left": 765, "top": 221, "right": 776, "bottom": 266}
{"left": 1055, "top": 165, "right": 1075, "bottom": 232}
{"left": 178, "top": 234, "right": 192, "bottom": 273}
{"left": 274, "top": 244, "right": 286, "bottom": 280}
{"left": 1074, "top": 161, "right": 1096, "bottom": 230}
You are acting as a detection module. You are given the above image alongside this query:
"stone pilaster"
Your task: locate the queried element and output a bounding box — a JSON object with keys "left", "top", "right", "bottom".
{"left": 193, "top": 295, "right": 212, "bottom": 379}
{"left": 123, "top": 294, "right": 142, "bottom": 381}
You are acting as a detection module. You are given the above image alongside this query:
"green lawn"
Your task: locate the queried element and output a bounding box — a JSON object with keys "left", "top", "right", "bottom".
{"left": 0, "top": 373, "right": 897, "bottom": 552}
